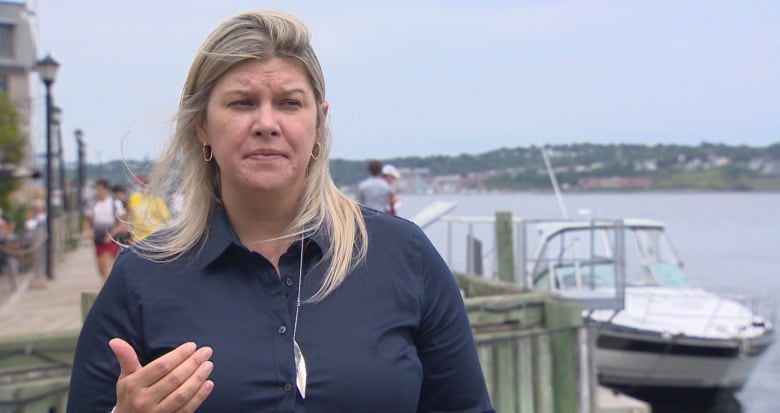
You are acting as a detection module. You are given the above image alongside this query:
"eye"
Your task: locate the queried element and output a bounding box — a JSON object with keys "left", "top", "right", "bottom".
{"left": 228, "top": 99, "right": 254, "bottom": 108}
{"left": 281, "top": 99, "right": 302, "bottom": 109}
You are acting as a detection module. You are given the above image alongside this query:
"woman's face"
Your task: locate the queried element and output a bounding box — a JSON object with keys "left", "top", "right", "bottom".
{"left": 197, "top": 57, "right": 327, "bottom": 203}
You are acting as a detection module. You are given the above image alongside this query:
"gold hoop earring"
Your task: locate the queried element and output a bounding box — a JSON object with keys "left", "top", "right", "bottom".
{"left": 203, "top": 143, "right": 213, "bottom": 162}
{"left": 310, "top": 140, "right": 321, "bottom": 161}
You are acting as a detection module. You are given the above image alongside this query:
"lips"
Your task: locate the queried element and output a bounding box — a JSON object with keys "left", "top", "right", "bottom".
{"left": 245, "top": 149, "right": 287, "bottom": 159}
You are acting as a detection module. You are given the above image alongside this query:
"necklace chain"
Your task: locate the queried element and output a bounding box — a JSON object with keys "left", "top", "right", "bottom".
{"left": 293, "top": 233, "right": 303, "bottom": 341}
{"left": 292, "top": 233, "right": 307, "bottom": 398}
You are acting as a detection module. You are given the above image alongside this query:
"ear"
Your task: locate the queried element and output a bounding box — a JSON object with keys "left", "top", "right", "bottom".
{"left": 320, "top": 101, "right": 329, "bottom": 119}
{"left": 196, "top": 118, "right": 207, "bottom": 145}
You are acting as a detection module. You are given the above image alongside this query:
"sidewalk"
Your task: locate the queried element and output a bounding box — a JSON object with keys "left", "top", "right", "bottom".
{"left": 0, "top": 244, "right": 103, "bottom": 339}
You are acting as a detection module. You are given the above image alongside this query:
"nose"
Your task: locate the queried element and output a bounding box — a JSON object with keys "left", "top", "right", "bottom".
{"left": 251, "top": 102, "right": 281, "bottom": 138}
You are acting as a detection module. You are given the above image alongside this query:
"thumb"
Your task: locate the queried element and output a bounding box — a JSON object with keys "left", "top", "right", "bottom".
{"left": 109, "top": 338, "right": 142, "bottom": 377}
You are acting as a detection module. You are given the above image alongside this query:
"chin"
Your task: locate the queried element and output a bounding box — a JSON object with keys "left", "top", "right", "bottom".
{"left": 246, "top": 175, "right": 302, "bottom": 193}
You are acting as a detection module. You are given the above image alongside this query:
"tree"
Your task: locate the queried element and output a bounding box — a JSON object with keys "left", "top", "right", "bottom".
{"left": 0, "top": 92, "right": 27, "bottom": 212}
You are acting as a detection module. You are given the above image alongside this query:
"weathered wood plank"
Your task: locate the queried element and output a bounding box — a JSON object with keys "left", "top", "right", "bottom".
{"left": 545, "top": 300, "right": 583, "bottom": 413}
{"left": 534, "top": 334, "right": 554, "bottom": 413}
{"left": 495, "top": 341, "right": 516, "bottom": 413}
{"left": 517, "top": 337, "right": 535, "bottom": 413}
{"left": 495, "top": 211, "right": 515, "bottom": 283}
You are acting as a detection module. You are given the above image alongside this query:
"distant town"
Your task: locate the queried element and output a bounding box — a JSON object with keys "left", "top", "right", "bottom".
{"left": 91, "top": 142, "right": 780, "bottom": 195}
{"left": 335, "top": 142, "right": 780, "bottom": 193}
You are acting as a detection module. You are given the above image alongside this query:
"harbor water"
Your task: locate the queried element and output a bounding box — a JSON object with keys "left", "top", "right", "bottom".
{"left": 399, "top": 192, "right": 780, "bottom": 413}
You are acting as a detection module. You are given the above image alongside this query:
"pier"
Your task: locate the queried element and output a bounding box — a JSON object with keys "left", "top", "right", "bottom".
{"left": 0, "top": 245, "right": 102, "bottom": 338}
{"left": 0, "top": 239, "right": 649, "bottom": 412}
{"left": 0, "top": 244, "right": 101, "bottom": 412}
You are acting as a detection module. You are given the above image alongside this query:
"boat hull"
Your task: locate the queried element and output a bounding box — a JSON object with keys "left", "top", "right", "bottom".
{"left": 593, "top": 325, "right": 773, "bottom": 390}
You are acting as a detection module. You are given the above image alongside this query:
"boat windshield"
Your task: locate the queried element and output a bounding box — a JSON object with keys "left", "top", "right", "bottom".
{"left": 625, "top": 227, "right": 690, "bottom": 287}
{"left": 529, "top": 223, "right": 623, "bottom": 291}
{"left": 529, "top": 223, "right": 691, "bottom": 290}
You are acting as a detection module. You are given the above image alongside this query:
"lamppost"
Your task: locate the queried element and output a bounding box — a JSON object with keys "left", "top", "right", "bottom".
{"left": 52, "top": 105, "right": 68, "bottom": 213}
{"left": 35, "top": 54, "right": 59, "bottom": 281}
{"left": 75, "top": 129, "right": 85, "bottom": 223}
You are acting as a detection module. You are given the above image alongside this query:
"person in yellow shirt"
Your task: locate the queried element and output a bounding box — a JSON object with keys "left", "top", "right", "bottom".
{"left": 127, "top": 175, "right": 170, "bottom": 243}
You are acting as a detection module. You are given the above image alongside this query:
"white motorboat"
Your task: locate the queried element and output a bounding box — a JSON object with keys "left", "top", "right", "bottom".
{"left": 523, "top": 218, "right": 774, "bottom": 391}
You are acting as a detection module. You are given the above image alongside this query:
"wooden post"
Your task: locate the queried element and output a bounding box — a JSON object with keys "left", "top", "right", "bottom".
{"left": 495, "top": 211, "right": 514, "bottom": 282}
{"left": 495, "top": 341, "right": 517, "bottom": 412}
{"left": 516, "top": 337, "right": 535, "bottom": 413}
{"left": 477, "top": 344, "right": 493, "bottom": 402}
{"left": 533, "top": 333, "right": 555, "bottom": 413}
{"left": 545, "top": 299, "right": 583, "bottom": 413}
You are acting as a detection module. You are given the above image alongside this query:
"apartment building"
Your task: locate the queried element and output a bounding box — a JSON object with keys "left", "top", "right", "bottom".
{"left": 0, "top": 1, "right": 37, "bottom": 163}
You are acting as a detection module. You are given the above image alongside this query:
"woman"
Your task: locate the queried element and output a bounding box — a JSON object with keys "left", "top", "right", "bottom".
{"left": 82, "top": 178, "right": 127, "bottom": 280}
{"left": 68, "top": 10, "right": 494, "bottom": 413}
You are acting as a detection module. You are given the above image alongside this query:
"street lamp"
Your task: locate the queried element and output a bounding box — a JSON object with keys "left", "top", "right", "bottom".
{"left": 35, "top": 54, "right": 59, "bottom": 281}
{"left": 75, "top": 129, "right": 85, "bottom": 223}
{"left": 51, "top": 105, "right": 68, "bottom": 213}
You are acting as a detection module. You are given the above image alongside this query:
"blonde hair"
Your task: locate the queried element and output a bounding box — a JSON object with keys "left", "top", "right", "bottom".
{"left": 141, "top": 10, "right": 367, "bottom": 301}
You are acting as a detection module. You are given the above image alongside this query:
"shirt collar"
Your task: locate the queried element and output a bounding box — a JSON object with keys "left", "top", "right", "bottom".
{"left": 197, "top": 204, "right": 326, "bottom": 268}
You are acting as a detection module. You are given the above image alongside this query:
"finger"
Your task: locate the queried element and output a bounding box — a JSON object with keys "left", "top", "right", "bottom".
{"left": 109, "top": 338, "right": 142, "bottom": 377}
{"left": 161, "top": 360, "right": 214, "bottom": 412}
{"left": 174, "top": 380, "right": 215, "bottom": 413}
{"left": 112, "top": 343, "right": 204, "bottom": 413}
{"left": 144, "top": 347, "right": 212, "bottom": 404}
{"left": 135, "top": 341, "right": 200, "bottom": 388}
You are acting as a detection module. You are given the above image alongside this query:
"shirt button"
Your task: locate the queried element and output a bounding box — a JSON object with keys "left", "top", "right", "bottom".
{"left": 285, "top": 277, "right": 294, "bottom": 287}
{"left": 284, "top": 382, "right": 293, "bottom": 392}
{"left": 278, "top": 325, "right": 287, "bottom": 335}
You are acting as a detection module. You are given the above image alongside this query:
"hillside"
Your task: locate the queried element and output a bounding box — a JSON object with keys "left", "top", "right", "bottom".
{"left": 83, "top": 142, "right": 780, "bottom": 193}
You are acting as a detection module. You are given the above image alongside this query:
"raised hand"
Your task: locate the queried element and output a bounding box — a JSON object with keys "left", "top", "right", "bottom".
{"left": 109, "top": 338, "right": 214, "bottom": 413}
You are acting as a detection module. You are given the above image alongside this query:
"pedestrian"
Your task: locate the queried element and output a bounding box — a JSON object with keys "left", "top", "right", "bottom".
{"left": 127, "top": 175, "right": 170, "bottom": 243}
{"left": 81, "top": 178, "right": 127, "bottom": 280}
{"left": 24, "top": 200, "right": 46, "bottom": 279}
{"left": 67, "top": 10, "right": 494, "bottom": 413}
{"left": 381, "top": 164, "right": 402, "bottom": 215}
{"left": 357, "top": 159, "right": 391, "bottom": 212}
{"left": 111, "top": 184, "right": 132, "bottom": 245}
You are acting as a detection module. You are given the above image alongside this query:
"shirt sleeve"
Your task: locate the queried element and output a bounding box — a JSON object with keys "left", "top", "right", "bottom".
{"left": 115, "top": 199, "right": 127, "bottom": 218}
{"left": 413, "top": 228, "right": 495, "bottom": 413}
{"left": 67, "top": 255, "right": 141, "bottom": 412}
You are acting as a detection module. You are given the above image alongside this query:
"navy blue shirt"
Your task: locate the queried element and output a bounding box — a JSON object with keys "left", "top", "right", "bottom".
{"left": 67, "top": 206, "right": 494, "bottom": 412}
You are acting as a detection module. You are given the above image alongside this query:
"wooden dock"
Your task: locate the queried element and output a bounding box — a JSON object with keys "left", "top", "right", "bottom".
{"left": 0, "top": 244, "right": 103, "bottom": 340}
{"left": 0, "top": 244, "right": 649, "bottom": 413}
{"left": 0, "top": 245, "right": 102, "bottom": 413}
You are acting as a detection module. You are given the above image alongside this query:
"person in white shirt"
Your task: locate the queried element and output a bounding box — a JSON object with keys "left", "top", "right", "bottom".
{"left": 357, "top": 160, "right": 391, "bottom": 212}
{"left": 82, "top": 179, "right": 127, "bottom": 280}
{"left": 381, "top": 164, "right": 402, "bottom": 215}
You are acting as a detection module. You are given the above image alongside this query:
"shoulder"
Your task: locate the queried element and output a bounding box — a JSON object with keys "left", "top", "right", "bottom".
{"left": 360, "top": 207, "right": 440, "bottom": 264}
{"left": 101, "top": 247, "right": 200, "bottom": 312}
{"left": 112, "top": 242, "right": 200, "bottom": 286}
{"left": 362, "top": 207, "right": 422, "bottom": 237}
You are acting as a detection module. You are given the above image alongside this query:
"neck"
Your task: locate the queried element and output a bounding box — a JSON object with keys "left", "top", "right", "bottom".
{"left": 221, "top": 188, "right": 303, "bottom": 267}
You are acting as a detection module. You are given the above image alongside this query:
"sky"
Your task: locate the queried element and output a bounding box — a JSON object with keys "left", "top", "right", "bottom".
{"left": 25, "top": 0, "right": 780, "bottom": 164}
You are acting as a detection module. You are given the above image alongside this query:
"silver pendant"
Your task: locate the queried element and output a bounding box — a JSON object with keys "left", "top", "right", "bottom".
{"left": 294, "top": 340, "right": 307, "bottom": 399}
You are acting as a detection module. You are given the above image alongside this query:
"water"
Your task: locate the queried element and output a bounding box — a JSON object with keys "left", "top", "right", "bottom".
{"left": 398, "top": 192, "right": 780, "bottom": 413}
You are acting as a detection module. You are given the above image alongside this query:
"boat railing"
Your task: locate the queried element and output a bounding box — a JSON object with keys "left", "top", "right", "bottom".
{"left": 637, "top": 289, "right": 776, "bottom": 337}
{"left": 710, "top": 290, "right": 777, "bottom": 329}
{"left": 435, "top": 214, "right": 627, "bottom": 312}
{"left": 438, "top": 215, "right": 520, "bottom": 278}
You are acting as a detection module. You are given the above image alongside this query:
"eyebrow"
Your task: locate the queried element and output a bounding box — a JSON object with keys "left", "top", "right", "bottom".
{"left": 220, "top": 86, "right": 309, "bottom": 96}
